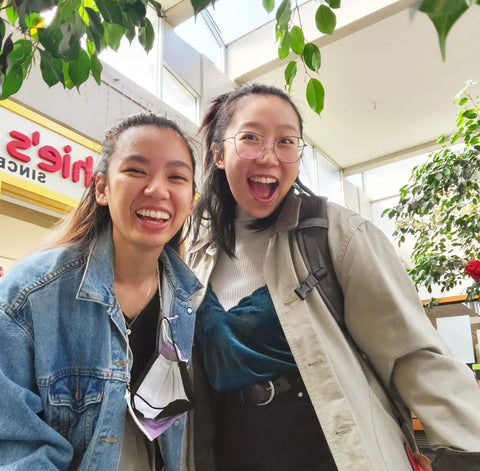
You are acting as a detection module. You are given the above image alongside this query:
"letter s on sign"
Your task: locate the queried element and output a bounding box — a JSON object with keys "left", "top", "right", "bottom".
{"left": 6, "top": 130, "right": 32, "bottom": 163}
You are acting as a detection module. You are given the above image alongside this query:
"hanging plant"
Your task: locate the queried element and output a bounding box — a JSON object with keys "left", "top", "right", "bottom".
{"left": 383, "top": 80, "right": 480, "bottom": 305}
{"left": 1, "top": 1, "right": 478, "bottom": 115}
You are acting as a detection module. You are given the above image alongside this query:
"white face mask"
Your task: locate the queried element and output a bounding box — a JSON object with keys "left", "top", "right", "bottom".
{"left": 127, "top": 317, "right": 193, "bottom": 440}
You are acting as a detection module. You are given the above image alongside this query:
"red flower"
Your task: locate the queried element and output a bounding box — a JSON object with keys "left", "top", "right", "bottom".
{"left": 465, "top": 260, "right": 480, "bottom": 281}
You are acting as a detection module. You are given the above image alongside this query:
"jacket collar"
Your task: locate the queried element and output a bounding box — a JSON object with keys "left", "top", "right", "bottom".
{"left": 161, "top": 244, "right": 202, "bottom": 300}
{"left": 77, "top": 227, "right": 201, "bottom": 305}
{"left": 270, "top": 190, "right": 302, "bottom": 234}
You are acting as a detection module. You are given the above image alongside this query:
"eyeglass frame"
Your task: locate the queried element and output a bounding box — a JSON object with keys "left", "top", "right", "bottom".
{"left": 222, "top": 131, "right": 305, "bottom": 164}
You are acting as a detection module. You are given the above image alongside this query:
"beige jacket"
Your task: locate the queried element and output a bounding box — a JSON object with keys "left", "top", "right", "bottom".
{"left": 185, "top": 193, "right": 480, "bottom": 470}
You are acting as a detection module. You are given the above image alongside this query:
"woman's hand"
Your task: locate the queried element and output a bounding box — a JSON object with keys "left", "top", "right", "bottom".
{"left": 412, "top": 451, "right": 433, "bottom": 471}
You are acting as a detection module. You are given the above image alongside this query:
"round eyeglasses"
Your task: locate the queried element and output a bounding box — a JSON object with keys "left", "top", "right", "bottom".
{"left": 222, "top": 131, "right": 305, "bottom": 164}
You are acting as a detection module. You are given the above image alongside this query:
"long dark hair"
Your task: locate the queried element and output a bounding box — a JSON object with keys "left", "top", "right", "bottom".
{"left": 42, "top": 112, "right": 196, "bottom": 255}
{"left": 192, "top": 83, "right": 309, "bottom": 257}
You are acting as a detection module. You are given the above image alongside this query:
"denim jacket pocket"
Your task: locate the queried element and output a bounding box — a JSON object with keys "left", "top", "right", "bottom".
{"left": 46, "top": 373, "right": 105, "bottom": 454}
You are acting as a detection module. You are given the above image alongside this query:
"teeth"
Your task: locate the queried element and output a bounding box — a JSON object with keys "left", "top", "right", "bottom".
{"left": 136, "top": 209, "right": 170, "bottom": 220}
{"left": 249, "top": 176, "right": 277, "bottom": 184}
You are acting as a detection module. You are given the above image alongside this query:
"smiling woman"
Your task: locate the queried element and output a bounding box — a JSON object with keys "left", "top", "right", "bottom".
{"left": 186, "top": 83, "right": 480, "bottom": 471}
{"left": 95, "top": 125, "right": 195, "bottom": 261}
{"left": 0, "top": 112, "right": 202, "bottom": 471}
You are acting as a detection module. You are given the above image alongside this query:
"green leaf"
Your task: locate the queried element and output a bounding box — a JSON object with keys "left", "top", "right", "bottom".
{"left": 148, "top": 0, "right": 164, "bottom": 17}
{"left": 67, "top": 49, "right": 90, "bottom": 87}
{"left": 95, "top": 0, "right": 124, "bottom": 25}
{"left": 105, "top": 23, "right": 124, "bottom": 51}
{"left": 85, "top": 7, "right": 104, "bottom": 51}
{"left": 276, "top": 0, "right": 292, "bottom": 28}
{"left": 284, "top": 60, "right": 297, "bottom": 93}
{"left": 8, "top": 39, "right": 33, "bottom": 65}
{"left": 303, "top": 42, "right": 321, "bottom": 71}
{"left": 190, "top": 0, "right": 212, "bottom": 16}
{"left": 39, "top": 49, "right": 63, "bottom": 86}
{"left": 89, "top": 53, "right": 103, "bottom": 85}
{"left": 138, "top": 17, "right": 155, "bottom": 52}
{"left": 0, "top": 18, "right": 5, "bottom": 45}
{"left": 129, "top": 1, "right": 147, "bottom": 23}
{"left": 427, "top": 4, "right": 468, "bottom": 60}
{"left": 278, "top": 31, "right": 290, "bottom": 60}
{"left": 263, "top": 0, "right": 275, "bottom": 13}
{"left": 58, "top": 0, "right": 79, "bottom": 22}
{"left": 0, "top": 34, "right": 13, "bottom": 75}
{"left": 6, "top": 6, "right": 19, "bottom": 26}
{"left": 326, "top": 0, "right": 341, "bottom": 8}
{"left": 1, "top": 63, "right": 24, "bottom": 99}
{"left": 37, "top": 26, "right": 62, "bottom": 57}
{"left": 121, "top": 11, "right": 136, "bottom": 42}
{"left": 418, "top": 0, "right": 466, "bottom": 15}
{"left": 306, "top": 78, "right": 325, "bottom": 114}
{"left": 24, "top": 12, "right": 42, "bottom": 30}
{"left": 61, "top": 60, "right": 74, "bottom": 89}
{"left": 315, "top": 5, "right": 336, "bottom": 35}
{"left": 289, "top": 25, "right": 304, "bottom": 55}
{"left": 462, "top": 109, "right": 477, "bottom": 119}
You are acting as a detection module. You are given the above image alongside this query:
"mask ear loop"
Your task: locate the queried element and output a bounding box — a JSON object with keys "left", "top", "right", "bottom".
{"left": 160, "top": 316, "right": 182, "bottom": 363}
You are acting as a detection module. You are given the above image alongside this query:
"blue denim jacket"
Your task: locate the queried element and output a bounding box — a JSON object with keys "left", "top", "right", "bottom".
{"left": 0, "top": 229, "right": 201, "bottom": 471}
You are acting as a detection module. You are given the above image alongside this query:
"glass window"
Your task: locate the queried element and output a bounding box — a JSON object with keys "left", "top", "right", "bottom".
{"left": 161, "top": 67, "right": 198, "bottom": 123}
{"left": 99, "top": 8, "right": 161, "bottom": 96}
{"left": 299, "top": 145, "right": 342, "bottom": 203}
{"left": 174, "top": 13, "right": 224, "bottom": 71}
{"left": 207, "top": 0, "right": 310, "bottom": 45}
{"left": 347, "top": 153, "right": 428, "bottom": 202}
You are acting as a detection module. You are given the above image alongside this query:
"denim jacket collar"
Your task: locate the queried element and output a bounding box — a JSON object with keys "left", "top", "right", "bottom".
{"left": 77, "top": 228, "right": 201, "bottom": 306}
{"left": 77, "top": 228, "right": 116, "bottom": 307}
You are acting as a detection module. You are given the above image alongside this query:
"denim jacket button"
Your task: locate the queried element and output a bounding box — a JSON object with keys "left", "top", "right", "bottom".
{"left": 173, "top": 421, "right": 179, "bottom": 427}
{"left": 186, "top": 307, "right": 193, "bottom": 314}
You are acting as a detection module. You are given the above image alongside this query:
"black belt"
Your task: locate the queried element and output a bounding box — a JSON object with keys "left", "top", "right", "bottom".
{"left": 222, "top": 374, "right": 306, "bottom": 407}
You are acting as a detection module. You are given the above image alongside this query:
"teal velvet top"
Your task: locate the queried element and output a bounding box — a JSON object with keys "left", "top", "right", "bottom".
{"left": 195, "top": 285, "right": 298, "bottom": 391}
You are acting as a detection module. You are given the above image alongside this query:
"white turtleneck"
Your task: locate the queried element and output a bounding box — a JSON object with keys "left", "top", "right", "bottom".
{"left": 210, "top": 207, "right": 270, "bottom": 311}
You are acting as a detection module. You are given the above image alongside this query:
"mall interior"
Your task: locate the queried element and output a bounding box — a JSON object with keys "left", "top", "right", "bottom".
{"left": 1, "top": 0, "right": 480, "bottom": 438}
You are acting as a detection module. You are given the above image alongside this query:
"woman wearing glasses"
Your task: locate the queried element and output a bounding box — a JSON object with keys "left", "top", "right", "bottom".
{"left": 187, "top": 83, "right": 480, "bottom": 471}
{"left": 0, "top": 113, "right": 201, "bottom": 470}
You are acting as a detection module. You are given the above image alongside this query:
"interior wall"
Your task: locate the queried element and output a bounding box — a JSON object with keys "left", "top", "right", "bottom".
{"left": 0, "top": 200, "right": 59, "bottom": 272}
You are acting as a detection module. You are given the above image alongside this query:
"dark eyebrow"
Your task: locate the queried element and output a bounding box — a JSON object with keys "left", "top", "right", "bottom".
{"left": 239, "top": 122, "right": 299, "bottom": 134}
{"left": 167, "top": 160, "right": 193, "bottom": 172}
{"left": 120, "top": 155, "right": 192, "bottom": 171}
{"left": 120, "top": 154, "right": 149, "bottom": 164}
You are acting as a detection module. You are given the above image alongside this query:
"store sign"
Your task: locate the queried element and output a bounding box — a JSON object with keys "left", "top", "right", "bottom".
{"left": 0, "top": 106, "right": 100, "bottom": 200}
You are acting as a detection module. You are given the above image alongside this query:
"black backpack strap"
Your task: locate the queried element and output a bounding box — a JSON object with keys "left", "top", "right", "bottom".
{"left": 295, "top": 196, "right": 345, "bottom": 328}
{"left": 293, "top": 195, "right": 418, "bottom": 452}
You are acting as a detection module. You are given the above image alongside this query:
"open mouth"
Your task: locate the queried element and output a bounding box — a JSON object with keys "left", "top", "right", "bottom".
{"left": 248, "top": 176, "right": 278, "bottom": 201}
{"left": 135, "top": 208, "right": 170, "bottom": 225}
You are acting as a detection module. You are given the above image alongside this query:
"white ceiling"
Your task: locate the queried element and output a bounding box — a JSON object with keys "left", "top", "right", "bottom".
{"left": 165, "top": 0, "right": 480, "bottom": 173}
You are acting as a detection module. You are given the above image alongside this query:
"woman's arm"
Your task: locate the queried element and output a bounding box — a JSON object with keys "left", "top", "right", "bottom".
{"left": 0, "top": 309, "right": 72, "bottom": 470}
{"left": 336, "top": 217, "right": 480, "bottom": 467}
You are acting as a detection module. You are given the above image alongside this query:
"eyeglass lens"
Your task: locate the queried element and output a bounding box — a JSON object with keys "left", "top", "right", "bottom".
{"left": 234, "top": 132, "right": 303, "bottom": 163}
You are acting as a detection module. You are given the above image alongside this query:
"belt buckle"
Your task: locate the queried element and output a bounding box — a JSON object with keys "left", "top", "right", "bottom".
{"left": 257, "top": 380, "right": 275, "bottom": 406}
